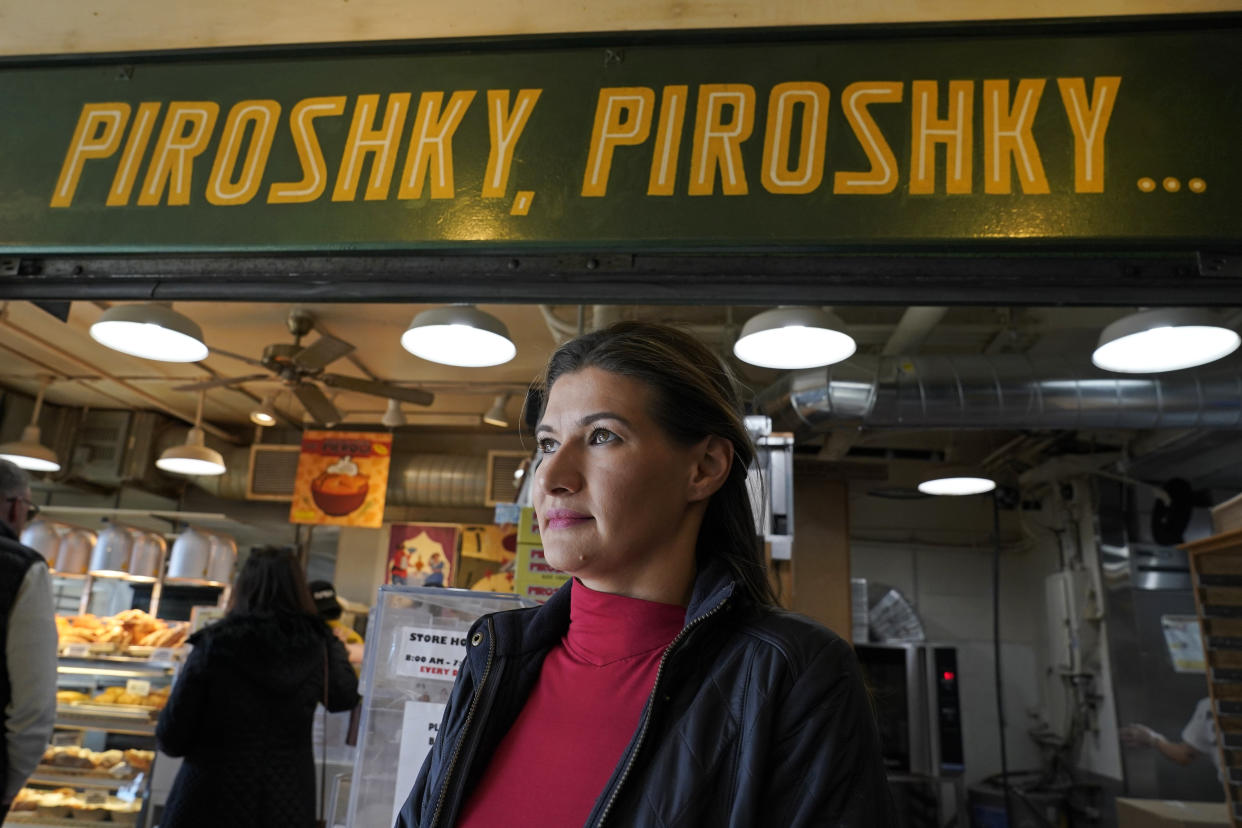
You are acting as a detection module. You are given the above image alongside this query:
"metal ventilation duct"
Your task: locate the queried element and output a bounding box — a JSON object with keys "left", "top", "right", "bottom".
{"left": 756, "top": 354, "right": 1242, "bottom": 440}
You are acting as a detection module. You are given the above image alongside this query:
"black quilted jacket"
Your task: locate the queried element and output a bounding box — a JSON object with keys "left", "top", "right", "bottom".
{"left": 156, "top": 612, "right": 360, "bottom": 828}
{"left": 397, "top": 561, "right": 896, "bottom": 828}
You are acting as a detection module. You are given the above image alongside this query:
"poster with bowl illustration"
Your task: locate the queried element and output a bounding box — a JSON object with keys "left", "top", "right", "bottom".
{"left": 386, "top": 524, "right": 457, "bottom": 587}
{"left": 289, "top": 431, "right": 392, "bottom": 527}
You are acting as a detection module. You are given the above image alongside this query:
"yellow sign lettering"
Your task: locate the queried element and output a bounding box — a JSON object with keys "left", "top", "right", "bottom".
{"left": 689, "top": 84, "right": 755, "bottom": 196}
{"left": 268, "top": 97, "right": 346, "bottom": 204}
{"left": 51, "top": 103, "right": 130, "bottom": 208}
{"left": 483, "top": 89, "right": 541, "bottom": 198}
{"left": 647, "top": 85, "right": 688, "bottom": 196}
{"left": 910, "top": 80, "right": 973, "bottom": 195}
{"left": 1058, "top": 76, "right": 1120, "bottom": 194}
{"left": 833, "top": 82, "right": 902, "bottom": 195}
{"left": 984, "top": 79, "right": 1049, "bottom": 195}
{"left": 333, "top": 93, "right": 412, "bottom": 202}
{"left": 582, "top": 88, "right": 654, "bottom": 198}
{"left": 207, "top": 100, "right": 281, "bottom": 206}
{"left": 761, "top": 82, "right": 829, "bottom": 195}
{"left": 397, "top": 91, "right": 476, "bottom": 200}
{"left": 137, "top": 102, "right": 219, "bottom": 206}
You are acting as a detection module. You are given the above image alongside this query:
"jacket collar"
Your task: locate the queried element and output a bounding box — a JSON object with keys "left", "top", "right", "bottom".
{"left": 484, "top": 557, "right": 738, "bottom": 659}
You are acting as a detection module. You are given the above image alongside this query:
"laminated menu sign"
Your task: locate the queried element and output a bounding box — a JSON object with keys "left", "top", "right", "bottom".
{"left": 391, "top": 700, "right": 446, "bottom": 826}
{"left": 395, "top": 626, "right": 467, "bottom": 680}
{"left": 289, "top": 430, "right": 391, "bottom": 527}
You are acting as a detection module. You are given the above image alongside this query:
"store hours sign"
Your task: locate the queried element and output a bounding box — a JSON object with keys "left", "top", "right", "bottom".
{"left": 395, "top": 626, "right": 467, "bottom": 679}
{"left": 2, "top": 18, "right": 1240, "bottom": 251}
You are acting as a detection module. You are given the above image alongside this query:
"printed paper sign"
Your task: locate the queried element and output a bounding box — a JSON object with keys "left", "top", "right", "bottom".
{"left": 1162, "top": 615, "right": 1206, "bottom": 673}
{"left": 394, "top": 626, "right": 468, "bottom": 680}
{"left": 392, "top": 700, "right": 446, "bottom": 828}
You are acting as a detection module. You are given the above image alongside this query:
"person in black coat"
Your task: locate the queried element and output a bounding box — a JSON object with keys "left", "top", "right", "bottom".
{"left": 157, "top": 546, "right": 360, "bottom": 828}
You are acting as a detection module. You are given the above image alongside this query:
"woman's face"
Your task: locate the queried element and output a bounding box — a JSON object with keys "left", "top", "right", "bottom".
{"left": 533, "top": 367, "right": 711, "bottom": 601}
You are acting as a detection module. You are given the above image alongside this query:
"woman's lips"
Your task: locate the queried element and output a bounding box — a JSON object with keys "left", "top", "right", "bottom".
{"left": 542, "top": 509, "right": 592, "bottom": 530}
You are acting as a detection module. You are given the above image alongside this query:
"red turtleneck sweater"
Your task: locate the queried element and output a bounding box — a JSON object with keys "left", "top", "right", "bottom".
{"left": 456, "top": 579, "right": 685, "bottom": 828}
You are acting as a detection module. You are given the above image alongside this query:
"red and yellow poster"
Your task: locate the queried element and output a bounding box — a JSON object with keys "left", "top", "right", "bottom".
{"left": 387, "top": 524, "right": 458, "bottom": 587}
{"left": 289, "top": 430, "right": 391, "bottom": 527}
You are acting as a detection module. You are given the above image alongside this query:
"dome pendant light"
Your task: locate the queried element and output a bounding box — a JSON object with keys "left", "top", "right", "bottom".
{"left": 90, "top": 302, "right": 209, "bottom": 363}
{"left": 483, "top": 393, "right": 510, "bottom": 428}
{"left": 400, "top": 306, "right": 517, "bottom": 367}
{"left": 733, "top": 307, "right": 857, "bottom": 370}
{"left": 157, "top": 389, "right": 226, "bottom": 476}
{"left": 1092, "top": 308, "right": 1240, "bottom": 373}
{"left": 0, "top": 378, "right": 61, "bottom": 472}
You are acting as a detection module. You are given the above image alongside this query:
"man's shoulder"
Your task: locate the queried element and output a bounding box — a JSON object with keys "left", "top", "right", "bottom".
{"left": 0, "top": 531, "right": 44, "bottom": 571}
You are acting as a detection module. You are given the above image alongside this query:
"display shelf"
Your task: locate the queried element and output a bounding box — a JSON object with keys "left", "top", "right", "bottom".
{"left": 26, "top": 770, "right": 138, "bottom": 790}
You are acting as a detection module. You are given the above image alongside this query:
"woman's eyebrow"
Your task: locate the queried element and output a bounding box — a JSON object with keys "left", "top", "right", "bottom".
{"left": 535, "top": 411, "right": 631, "bottom": 435}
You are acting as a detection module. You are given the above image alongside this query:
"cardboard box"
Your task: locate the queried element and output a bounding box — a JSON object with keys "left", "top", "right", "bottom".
{"left": 1116, "top": 798, "right": 1230, "bottom": 828}
{"left": 1212, "top": 491, "right": 1242, "bottom": 535}
{"left": 513, "top": 543, "right": 569, "bottom": 603}
{"left": 517, "top": 506, "right": 542, "bottom": 545}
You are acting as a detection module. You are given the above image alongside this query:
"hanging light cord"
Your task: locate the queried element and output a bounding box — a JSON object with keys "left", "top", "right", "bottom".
{"left": 993, "top": 491, "right": 1014, "bottom": 822}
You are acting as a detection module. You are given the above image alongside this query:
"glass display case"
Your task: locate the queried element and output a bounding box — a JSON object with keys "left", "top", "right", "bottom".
{"left": 345, "top": 586, "right": 531, "bottom": 828}
{"left": 6, "top": 650, "right": 176, "bottom": 827}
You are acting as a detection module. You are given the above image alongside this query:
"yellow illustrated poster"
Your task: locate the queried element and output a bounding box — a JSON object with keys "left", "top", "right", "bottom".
{"left": 289, "top": 431, "right": 391, "bottom": 527}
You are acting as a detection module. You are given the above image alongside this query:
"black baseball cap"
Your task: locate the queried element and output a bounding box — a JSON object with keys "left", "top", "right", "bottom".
{"left": 309, "top": 580, "right": 342, "bottom": 620}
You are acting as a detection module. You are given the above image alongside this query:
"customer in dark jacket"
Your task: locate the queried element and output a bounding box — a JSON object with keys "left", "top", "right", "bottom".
{"left": 398, "top": 321, "right": 894, "bottom": 828}
{"left": 157, "top": 546, "right": 360, "bottom": 828}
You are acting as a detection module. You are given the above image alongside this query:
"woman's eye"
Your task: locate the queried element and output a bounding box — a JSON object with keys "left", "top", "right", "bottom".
{"left": 537, "top": 438, "right": 558, "bottom": 454}
{"left": 589, "top": 428, "right": 617, "bottom": 445}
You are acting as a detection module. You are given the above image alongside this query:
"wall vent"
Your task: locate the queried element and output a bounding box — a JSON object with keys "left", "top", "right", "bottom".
{"left": 486, "top": 450, "right": 530, "bottom": 507}
{"left": 246, "top": 444, "right": 301, "bottom": 501}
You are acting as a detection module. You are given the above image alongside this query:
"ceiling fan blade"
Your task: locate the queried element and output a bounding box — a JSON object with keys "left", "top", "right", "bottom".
{"left": 174, "top": 374, "right": 268, "bottom": 392}
{"left": 209, "top": 347, "right": 266, "bottom": 368}
{"left": 294, "top": 382, "right": 342, "bottom": 426}
{"left": 320, "top": 374, "right": 435, "bottom": 407}
{"left": 292, "top": 334, "right": 355, "bottom": 372}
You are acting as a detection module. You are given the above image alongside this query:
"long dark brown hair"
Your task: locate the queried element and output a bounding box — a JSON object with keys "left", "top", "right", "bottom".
{"left": 227, "top": 546, "right": 319, "bottom": 616}
{"left": 529, "top": 321, "right": 777, "bottom": 607}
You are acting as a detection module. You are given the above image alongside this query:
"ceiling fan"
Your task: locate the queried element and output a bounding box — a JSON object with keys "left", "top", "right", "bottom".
{"left": 175, "top": 308, "right": 433, "bottom": 426}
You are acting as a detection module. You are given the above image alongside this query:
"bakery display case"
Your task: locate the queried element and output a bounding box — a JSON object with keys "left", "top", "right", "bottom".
{"left": 4, "top": 612, "right": 183, "bottom": 828}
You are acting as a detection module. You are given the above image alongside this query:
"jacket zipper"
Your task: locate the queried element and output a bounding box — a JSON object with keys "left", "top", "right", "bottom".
{"left": 429, "top": 617, "right": 496, "bottom": 828}
{"left": 592, "top": 596, "right": 730, "bottom": 828}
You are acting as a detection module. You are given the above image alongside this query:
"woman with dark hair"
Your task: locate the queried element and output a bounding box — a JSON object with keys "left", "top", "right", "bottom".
{"left": 157, "top": 546, "right": 359, "bottom": 828}
{"left": 398, "top": 321, "right": 894, "bottom": 827}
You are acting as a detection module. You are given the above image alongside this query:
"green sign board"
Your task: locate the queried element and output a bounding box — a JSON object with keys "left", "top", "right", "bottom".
{"left": 1, "top": 19, "right": 1239, "bottom": 253}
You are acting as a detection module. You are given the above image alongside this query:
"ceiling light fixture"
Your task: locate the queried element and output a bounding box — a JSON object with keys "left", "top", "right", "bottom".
{"left": 1092, "top": 308, "right": 1240, "bottom": 373}
{"left": 0, "top": 378, "right": 61, "bottom": 472}
{"left": 400, "top": 306, "right": 517, "bottom": 368}
{"left": 89, "top": 302, "right": 209, "bottom": 363}
{"left": 249, "top": 393, "right": 278, "bottom": 427}
{"left": 917, "top": 467, "right": 997, "bottom": 497}
{"left": 483, "top": 393, "right": 510, "bottom": 428}
{"left": 157, "top": 389, "right": 226, "bottom": 476}
{"left": 382, "top": 398, "right": 408, "bottom": 428}
{"left": 733, "top": 307, "right": 857, "bottom": 370}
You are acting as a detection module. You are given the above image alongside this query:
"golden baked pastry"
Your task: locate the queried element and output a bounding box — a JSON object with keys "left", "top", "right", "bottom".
{"left": 123, "top": 749, "right": 153, "bottom": 772}
{"left": 56, "top": 690, "right": 89, "bottom": 703}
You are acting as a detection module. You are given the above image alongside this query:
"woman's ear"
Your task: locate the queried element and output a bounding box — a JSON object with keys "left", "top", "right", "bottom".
{"left": 688, "top": 436, "right": 734, "bottom": 503}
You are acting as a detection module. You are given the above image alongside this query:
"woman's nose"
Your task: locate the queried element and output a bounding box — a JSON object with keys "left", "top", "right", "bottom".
{"left": 536, "top": 445, "right": 581, "bottom": 494}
